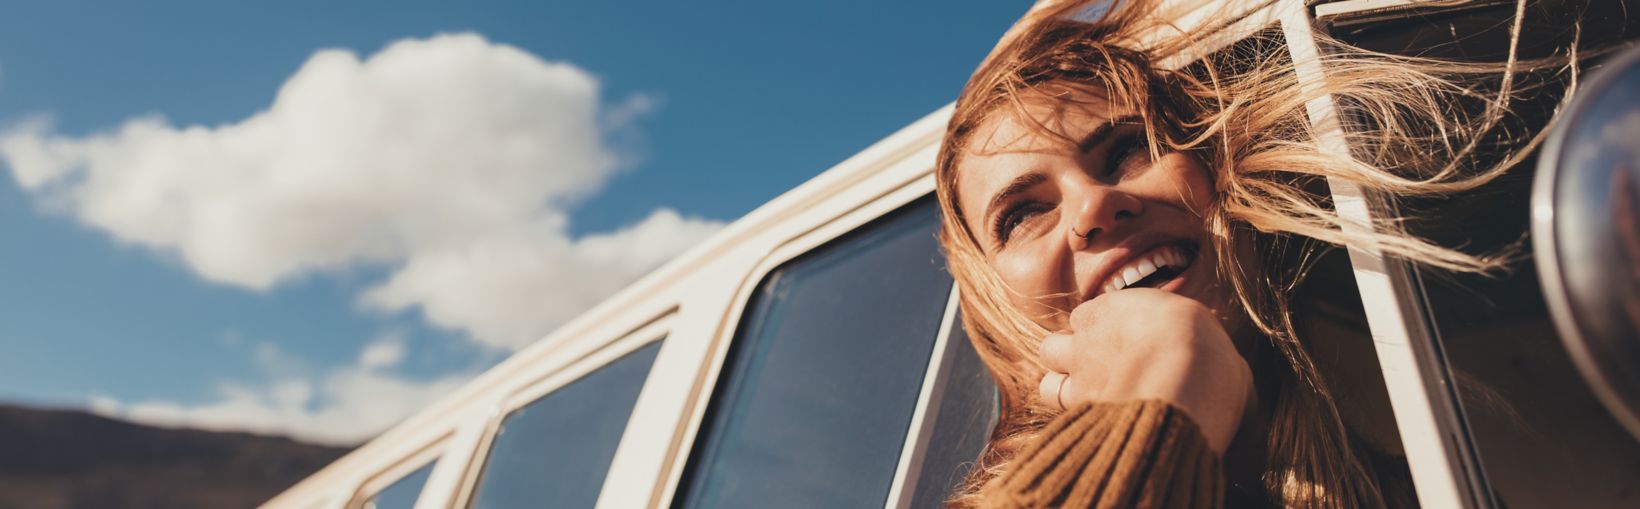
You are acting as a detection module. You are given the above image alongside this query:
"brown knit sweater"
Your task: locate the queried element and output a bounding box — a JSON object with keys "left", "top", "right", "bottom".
{"left": 976, "top": 399, "right": 1224, "bottom": 508}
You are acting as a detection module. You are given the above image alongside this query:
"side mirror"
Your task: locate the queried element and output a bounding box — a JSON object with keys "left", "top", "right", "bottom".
{"left": 1533, "top": 44, "right": 1640, "bottom": 443}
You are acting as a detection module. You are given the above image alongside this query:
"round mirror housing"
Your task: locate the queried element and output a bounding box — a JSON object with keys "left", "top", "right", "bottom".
{"left": 1534, "top": 44, "right": 1640, "bottom": 443}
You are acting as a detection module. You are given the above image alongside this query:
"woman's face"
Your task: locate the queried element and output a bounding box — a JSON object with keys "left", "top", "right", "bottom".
{"left": 955, "top": 94, "right": 1226, "bottom": 330}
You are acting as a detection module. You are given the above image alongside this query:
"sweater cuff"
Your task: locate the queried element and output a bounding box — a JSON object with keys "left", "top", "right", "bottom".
{"left": 978, "top": 399, "right": 1225, "bottom": 509}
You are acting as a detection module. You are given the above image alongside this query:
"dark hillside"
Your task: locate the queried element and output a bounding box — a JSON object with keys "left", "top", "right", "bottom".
{"left": 0, "top": 404, "right": 350, "bottom": 509}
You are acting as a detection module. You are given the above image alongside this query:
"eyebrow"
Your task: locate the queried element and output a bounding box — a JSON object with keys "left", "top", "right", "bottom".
{"left": 1076, "top": 114, "right": 1144, "bottom": 154}
{"left": 980, "top": 115, "right": 1145, "bottom": 234}
{"left": 984, "top": 172, "right": 1047, "bottom": 234}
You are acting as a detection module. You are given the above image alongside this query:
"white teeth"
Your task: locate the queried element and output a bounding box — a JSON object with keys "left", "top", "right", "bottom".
{"left": 1100, "top": 245, "right": 1192, "bottom": 293}
{"left": 1137, "top": 259, "right": 1158, "bottom": 277}
{"left": 1120, "top": 266, "right": 1142, "bottom": 286}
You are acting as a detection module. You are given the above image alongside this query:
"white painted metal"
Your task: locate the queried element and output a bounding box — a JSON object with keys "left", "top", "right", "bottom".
{"left": 1314, "top": 0, "right": 1476, "bottom": 18}
{"left": 1278, "top": 0, "right": 1472, "bottom": 506}
{"left": 590, "top": 247, "right": 768, "bottom": 509}
{"left": 411, "top": 412, "right": 491, "bottom": 509}
{"left": 349, "top": 436, "right": 444, "bottom": 509}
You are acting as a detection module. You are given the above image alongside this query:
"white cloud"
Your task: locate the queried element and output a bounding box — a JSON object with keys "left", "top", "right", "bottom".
{"left": 358, "top": 333, "right": 407, "bottom": 370}
{"left": 89, "top": 338, "right": 467, "bottom": 445}
{"left": 362, "top": 208, "right": 722, "bottom": 347}
{"left": 1, "top": 33, "right": 723, "bottom": 350}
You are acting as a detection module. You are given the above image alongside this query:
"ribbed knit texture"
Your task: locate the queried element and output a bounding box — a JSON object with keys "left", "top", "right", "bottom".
{"left": 976, "top": 399, "right": 1224, "bottom": 508}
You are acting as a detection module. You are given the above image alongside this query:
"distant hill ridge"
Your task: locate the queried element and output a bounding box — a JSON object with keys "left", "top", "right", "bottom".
{"left": 0, "top": 403, "right": 350, "bottom": 509}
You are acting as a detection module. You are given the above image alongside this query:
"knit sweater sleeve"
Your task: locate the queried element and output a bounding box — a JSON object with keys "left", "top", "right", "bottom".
{"left": 974, "top": 399, "right": 1224, "bottom": 509}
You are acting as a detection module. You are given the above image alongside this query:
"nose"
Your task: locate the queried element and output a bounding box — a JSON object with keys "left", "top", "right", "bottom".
{"left": 1065, "top": 183, "right": 1143, "bottom": 250}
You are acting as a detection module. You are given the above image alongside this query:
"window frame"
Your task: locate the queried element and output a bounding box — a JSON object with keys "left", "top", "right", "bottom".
{"left": 346, "top": 435, "right": 447, "bottom": 509}
{"left": 590, "top": 113, "right": 955, "bottom": 508}
{"left": 656, "top": 178, "right": 949, "bottom": 509}
{"left": 1110, "top": 1, "right": 1487, "bottom": 505}
{"left": 881, "top": 285, "right": 970, "bottom": 509}
{"left": 669, "top": 193, "right": 959, "bottom": 509}
{"left": 1280, "top": 0, "right": 1483, "bottom": 506}
{"left": 446, "top": 315, "right": 675, "bottom": 509}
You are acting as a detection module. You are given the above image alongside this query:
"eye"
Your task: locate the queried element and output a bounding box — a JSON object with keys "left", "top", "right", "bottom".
{"left": 991, "top": 201, "right": 1050, "bottom": 246}
{"left": 1104, "top": 131, "right": 1152, "bottom": 178}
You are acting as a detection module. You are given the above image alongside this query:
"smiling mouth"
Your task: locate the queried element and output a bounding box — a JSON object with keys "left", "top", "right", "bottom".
{"left": 1099, "top": 243, "right": 1197, "bottom": 295}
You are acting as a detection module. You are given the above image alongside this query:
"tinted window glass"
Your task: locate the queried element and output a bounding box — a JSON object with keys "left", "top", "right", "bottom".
{"left": 677, "top": 199, "right": 953, "bottom": 509}
{"left": 364, "top": 461, "right": 435, "bottom": 509}
{"left": 468, "top": 341, "right": 662, "bottom": 509}
{"left": 1335, "top": 2, "right": 1640, "bottom": 507}
{"left": 908, "top": 318, "right": 998, "bottom": 509}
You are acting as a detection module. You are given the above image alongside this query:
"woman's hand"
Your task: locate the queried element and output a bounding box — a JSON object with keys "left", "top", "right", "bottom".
{"left": 1037, "top": 288, "right": 1252, "bottom": 455}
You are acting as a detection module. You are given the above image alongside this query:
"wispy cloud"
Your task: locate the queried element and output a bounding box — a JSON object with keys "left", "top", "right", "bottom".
{"left": 89, "top": 333, "right": 466, "bottom": 445}
{"left": 0, "top": 33, "right": 722, "bottom": 350}
{"left": 357, "top": 331, "right": 408, "bottom": 370}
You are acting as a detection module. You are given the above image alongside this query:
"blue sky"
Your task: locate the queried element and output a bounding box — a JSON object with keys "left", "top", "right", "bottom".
{"left": 0, "top": 0, "right": 1025, "bottom": 443}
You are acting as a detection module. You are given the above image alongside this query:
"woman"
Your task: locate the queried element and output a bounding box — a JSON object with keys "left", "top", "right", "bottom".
{"left": 935, "top": 1, "right": 1540, "bottom": 507}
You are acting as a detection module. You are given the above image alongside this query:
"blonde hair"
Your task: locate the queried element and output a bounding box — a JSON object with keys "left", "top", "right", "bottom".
{"left": 936, "top": 0, "right": 1555, "bottom": 506}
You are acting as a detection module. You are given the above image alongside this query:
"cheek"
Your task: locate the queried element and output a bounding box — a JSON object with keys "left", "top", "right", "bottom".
{"left": 991, "top": 246, "right": 1071, "bottom": 324}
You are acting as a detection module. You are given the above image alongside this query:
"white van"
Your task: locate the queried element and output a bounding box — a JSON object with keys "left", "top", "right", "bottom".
{"left": 261, "top": 0, "right": 1640, "bottom": 508}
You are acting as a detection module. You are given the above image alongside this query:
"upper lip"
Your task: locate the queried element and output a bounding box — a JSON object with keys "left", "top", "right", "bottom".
{"left": 1081, "top": 233, "right": 1196, "bottom": 302}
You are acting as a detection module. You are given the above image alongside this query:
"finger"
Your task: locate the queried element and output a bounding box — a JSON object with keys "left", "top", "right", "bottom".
{"left": 1070, "top": 287, "right": 1191, "bottom": 334}
{"left": 1062, "top": 368, "right": 1105, "bottom": 409}
{"left": 1068, "top": 295, "right": 1111, "bottom": 333}
{"left": 1038, "top": 371, "right": 1069, "bottom": 410}
{"left": 1038, "top": 333, "right": 1076, "bottom": 373}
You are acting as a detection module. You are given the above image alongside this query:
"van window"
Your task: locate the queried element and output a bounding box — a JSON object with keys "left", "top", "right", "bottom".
{"left": 362, "top": 460, "right": 435, "bottom": 509}
{"left": 676, "top": 198, "right": 955, "bottom": 508}
{"left": 467, "top": 341, "right": 662, "bottom": 509}
{"left": 1334, "top": 3, "right": 1640, "bottom": 507}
